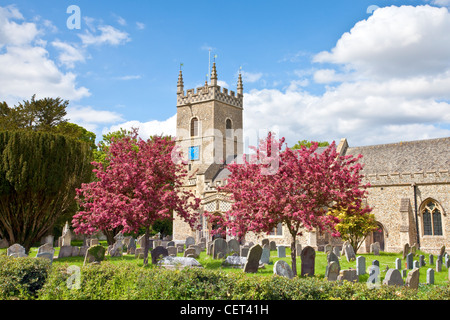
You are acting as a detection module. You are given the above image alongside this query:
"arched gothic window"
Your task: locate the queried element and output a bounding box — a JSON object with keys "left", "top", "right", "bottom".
{"left": 191, "top": 117, "right": 199, "bottom": 137}
{"left": 421, "top": 199, "right": 443, "bottom": 236}
{"left": 225, "top": 119, "right": 232, "bottom": 138}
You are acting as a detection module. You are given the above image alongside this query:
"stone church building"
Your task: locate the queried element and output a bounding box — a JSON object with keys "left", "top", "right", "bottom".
{"left": 173, "top": 64, "right": 450, "bottom": 255}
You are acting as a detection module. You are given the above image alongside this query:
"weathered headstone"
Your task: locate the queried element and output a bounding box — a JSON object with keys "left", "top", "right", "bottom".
{"left": 227, "top": 239, "right": 240, "bottom": 255}
{"left": 134, "top": 247, "right": 147, "bottom": 259}
{"left": 151, "top": 246, "right": 169, "bottom": 264}
{"left": 261, "top": 238, "right": 269, "bottom": 248}
{"left": 60, "top": 222, "right": 72, "bottom": 247}
{"left": 127, "top": 237, "right": 136, "bottom": 255}
{"left": 273, "top": 260, "right": 294, "bottom": 279}
{"left": 372, "top": 259, "right": 379, "bottom": 267}
{"left": 429, "top": 254, "right": 434, "bottom": 265}
{"left": 402, "top": 243, "right": 410, "bottom": 259}
{"left": 37, "top": 243, "right": 54, "bottom": 255}
{"left": 184, "top": 248, "right": 199, "bottom": 259}
{"left": 439, "top": 245, "right": 446, "bottom": 257}
{"left": 333, "top": 246, "right": 340, "bottom": 258}
{"left": 436, "top": 257, "right": 442, "bottom": 272}
{"left": 240, "top": 246, "right": 249, "bottom": 257}
{"left": 419, "top": 255, "right": 425, "bottom": 267}
{"left": 297, "top": 242, "right": 303, "bottom": 256}
{"left": 261, "top": 244, "right": 270, "bottom": 264}
{"left": 58, "top": 246, "right": 73, "bottom": 258}
{"left": 177, "top": 243, "right": 185, "bottom": 254}
{"left": 327, "top": 251, "right": 340, "bottom": 272}
{"left": 370, "top": 242, "right": 380, "bottom": 255}
{"left": 7, "top": 244, "right": 26, "bottom": 257}
{"left": 188, "top": 244, "right": 202, "bottom": 257}
{"left": 243, "top": 244, "right": 263, "bottom": 273}
{"left": 185, "top": 236, "right": 195, "bottom": 249}
{"left": 344, "top": 243, "right": 356, "bottom": 262}
{"left": 222, "top": 255, "right": 247, "bottom": 267}
{"left": 427, "top": 268, "right": 434, "bottom": 285}
{"left": 406, "top": 253, "right": 413, "bottom": 269}
{"left": 395, "top": 258, "right": 402, "bottom": 270}
{"left": 167, "top": 246, "right": 177, "bottom": 257}
{"left": 300, "top": 246, "right": 316, "bottom": 277}
{"left": 324, "top": 244, "right": 332, "bottom": 254}
{"left": 36, "top": 252, "right": 54, "bottom": 264}
{"left": 383, "top": 269, "right": 404, "bottom": 286}
{"left": 326, "top": 261, "right": 340, "bottom": 281}
{"left": 277, "top": 245, "right": 286, "bottom": 258}
{"left": 270, "top": 241, "right": 277, "bottom": 251}
{"left": 337, "top": 268, "right": 358, "bottom": 283}
{"left": 83, "top": 245, "right": 106, "bottom": 265}
{"left": 356, "top": 256, "right": 366, "bottom": 275}
{"left": 212, "top": 238, "right": 227, "bottom": 259}
{"left": 410, "top": 243, "right": 417, "bottom": 256}
{"left": 405, "top": 268, "right": 420, "bottom": 289}
{"left": 413, "top": 260, "right": 420, "bottom": 269}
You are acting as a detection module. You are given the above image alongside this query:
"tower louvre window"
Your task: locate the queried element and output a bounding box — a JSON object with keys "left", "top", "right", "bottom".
{"left": 191, "top": 117, "right": 199, "bottom": 137}
{"left": 226, "top": 119, "right": 232, "bottom": 138}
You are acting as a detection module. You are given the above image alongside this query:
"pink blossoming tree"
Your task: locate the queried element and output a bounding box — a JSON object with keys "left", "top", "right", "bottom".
{"left": 206, "top": 132, "right": 371, "bottom": 276}
{"left": 73, "top": 129, "right": 201, "bottom": 265}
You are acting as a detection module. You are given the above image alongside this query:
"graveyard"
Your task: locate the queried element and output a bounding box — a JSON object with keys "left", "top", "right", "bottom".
{"left": 1, "top": 235, "right": 450, "bottom": 300}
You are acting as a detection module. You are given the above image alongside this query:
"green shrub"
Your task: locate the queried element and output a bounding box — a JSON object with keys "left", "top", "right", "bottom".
{"left": 0, "top": 256, "right": 51, "bottom": 299}
{"left": 36, "top": 262, "right": 450, "bottom": 300}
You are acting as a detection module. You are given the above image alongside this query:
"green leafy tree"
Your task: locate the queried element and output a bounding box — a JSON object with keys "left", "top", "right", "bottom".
{"left": 0, "top": 131, "right": 93, "bottom": 252}
{"left": 328, "top": 204, "right": 379, "bottom": 253}
{"left": 292, "top": 139, "right": 329, "bottom": 149}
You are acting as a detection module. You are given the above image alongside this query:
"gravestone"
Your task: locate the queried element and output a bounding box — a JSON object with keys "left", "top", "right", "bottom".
{"left": 427, "top": 268, "right": 434, "bottom": 285}
{"left": 90, "top": 239, "right": 99, "bottom": 247}
{"left": 167, "top": 246, "right": 177, "bottom": 257}
{"left": 324, "top": 244, "right": 332, "bottom": 254}
{"left": 60, "top": 222, "right": 72, "bottom": 247}
{"left": 151, "top": 246, "right": 169, "bottom": 264}
{"left": 244, "top": 244, "right": 263, "bottom": 273}
{"left": 167, "top": 241, "right": 175, "bottom": 247}
{"left": 344, "top": 243, "right": 356, "bottom": 262}
{"left": 177, "top": 243, "right": 185, "bottom": 254}
{"left": 333, "top": 246, "right": 340, "bottom": 258}
{"left": 58, "top": 246, "right": 73, "bottom": 258}
{"left": 37, "top": 243, "right": 54, "bottom": 256}
{"left": 261, "top": 245, "right": 270, "bottom": 264}
{"left": 261, "top": 239, "right": 269, "bottom": 248}
{"left": 185, "top": 236, "right": 195, "bottom": 249}
{"left": 440, "top": 245, "right": 446, "bottom": 257}
{"left": 405, "top": 268, "right": 420, "bottom": 289}
{"left": 158, "top": 256, "right": 203, "bottom": 269}
{"left": 7, "top": 244, "right": 27, "bottom": 257}
{"left": 83, "top": 245, "right": 106, "bottom": 265}
{"left": 184, "top": 248, "right": 199, "bottom": 259}
{"left": 406, "top": 253, "right": 413, "bottom": 270}
{"left": 327, "top": 251, "right": 340, "bottom": 277}
{"left": 410, "top": 243, "right": 417, "bottom": 256}
{"left": 127, "top": 237, "right": 136, "bottom": 255}
{"left": 222, "top": 255, "right": 247, "bottom": 268}
{"left": 356, "top": 256, "right": 366, "bottom": 275}
{"left": 240, "top": 246, "right": 249, "bottom": 257}
{"left": 340, "top": 241, "right": 349, "bottom": 256}
{"left": 402, "top": 243, "right": 410, "bottom": 259}
{"left": 383, "top": 269, "right": 404, "bottom": 286}
{"left": 134, "top": 247, "right": 146, "bottom": 259}
{"left": 419, "top": 255, "right": 425, "bottom": 267}
{"left": 326, "top": 261, "right": 340, "bottom": 281}
{"left": 413, "top": 260, "right": 420, "bottom": 269}
{"left": 337, "top": 268, "right": 358, "bottom": 283}
{"left": 370, "top": 242, "right": 380, "bottom": 255}
{"left": 436, "top": 257, "right": 442, "bottom": 272}
{"left": 188, "top": 244, "right": 202, "bottom": 257}
{"left": 273, "top": 260, "right": 294, "bottom": 279}
{"left": 372, "top": 260, "right": 379, "bottom": 267}
{"left": 297, "top": 243, "right": 303, "bottom": 256}
{"left": 277, "top": 245, "right": 286, "bottom": 258}
{"left": 429, "top": 254, "right": 434, "bottom": 265}
{"left": 36, "top": 252, "right": 54, "bottom": 264}
{"left": 300, "top": 246, "right": 316, "bottom": 277}
{"left": 227, "top": 239, "right": 240, "bottom": 255}
{"left": 212, "top": 238, "right": 228, "bottom": 259}
{"left": 395, "top": 258, "right": 402, "bottom": 270}
{"left": 270, "top": 241, "right": 277, "bottom": 251}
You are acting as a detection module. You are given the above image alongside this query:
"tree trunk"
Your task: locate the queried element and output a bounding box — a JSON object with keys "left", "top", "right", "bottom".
{"left": 143, "top": 227, "right": 150, "bottom": 266}
{"left": 290, "top": 235, "right": 297, "bottom": 276}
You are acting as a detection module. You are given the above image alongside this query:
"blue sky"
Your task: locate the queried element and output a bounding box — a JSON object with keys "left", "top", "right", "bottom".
{"left": 1, "top": 0, "right": 450, "bottom": 148}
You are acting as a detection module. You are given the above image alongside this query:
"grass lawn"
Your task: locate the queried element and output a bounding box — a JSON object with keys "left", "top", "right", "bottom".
{"left": 3, "top": 243, "right": 448, "bottom": 287}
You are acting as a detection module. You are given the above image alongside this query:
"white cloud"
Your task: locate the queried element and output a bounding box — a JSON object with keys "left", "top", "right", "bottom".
{"left": 241, "top": 70, "right": 263, "bottom": 83}
{"left": 115, "top": 75, "right": 142, "bottom": 81}
{"left": 136, "top": 22, "right": 145, "bottom": 30}
{"left": 104, "top": 114, "right": 177, "bottom": 139}
{"left": 431, "top": 0, "right": 450, "bottom": 7}
{"left": 52, "top": 40, "right": 86, "bottom": 69}
{"left": 79, "top": 25, "right": 130, "bottom": 47}
{"left": 242, "top": 5, "right": 450, "bottom": 147}
{"left": 117, "top": 16, "right": 127, "bottom": 26}
{"left": 0, "top": 5, "right": 40, "bottom": 47}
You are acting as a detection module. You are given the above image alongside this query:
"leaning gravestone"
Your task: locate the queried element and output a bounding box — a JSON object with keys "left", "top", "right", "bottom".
{"left": 344, "top": 243, "right": 356, "bottom": 262}
{"left": 244, "top": 244, "right": 263, "bottom": 273}
{"left": 405, "top": 268, "right": 420, "bottom": 289}
{"left": 151, "top": 246, "right": 169, "bottom": 264}
{"left": 273, "top": 260, "right": 294, "bottom": 279}
{"left": 402, "top": 243, "right": 410, "bottom": 259}
{"left": 300, "top": 246, "right": 316, "bottom": 277}
{"left": 212, "top": 238, "right": 227, "bottom": 259}
{"left": 326, "top": 261, "right": 340, "bottom": 281}
{"left": 7, "top": 243, "right": 27, "bottom": 257}
{"left": 383, "top": 269, "right": 404, "bottom": 286}
{"left": 83, "top": 245, "right": 106, "bottom": 265}
{"left": 440, "top": 245, "right": 446, "bottom": 257}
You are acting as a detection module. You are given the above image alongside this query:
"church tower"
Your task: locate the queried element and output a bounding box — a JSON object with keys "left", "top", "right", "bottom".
{"left": 175, "top": 63, "right": 244, "bottom": 171}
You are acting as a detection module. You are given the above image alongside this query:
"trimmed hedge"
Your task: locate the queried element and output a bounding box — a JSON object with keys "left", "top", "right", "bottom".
{"left": 0, "top": 256, "right": 51, "bottom": 299}
{"left": 36, "top": 261, "right": 450, "bottom": 300}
